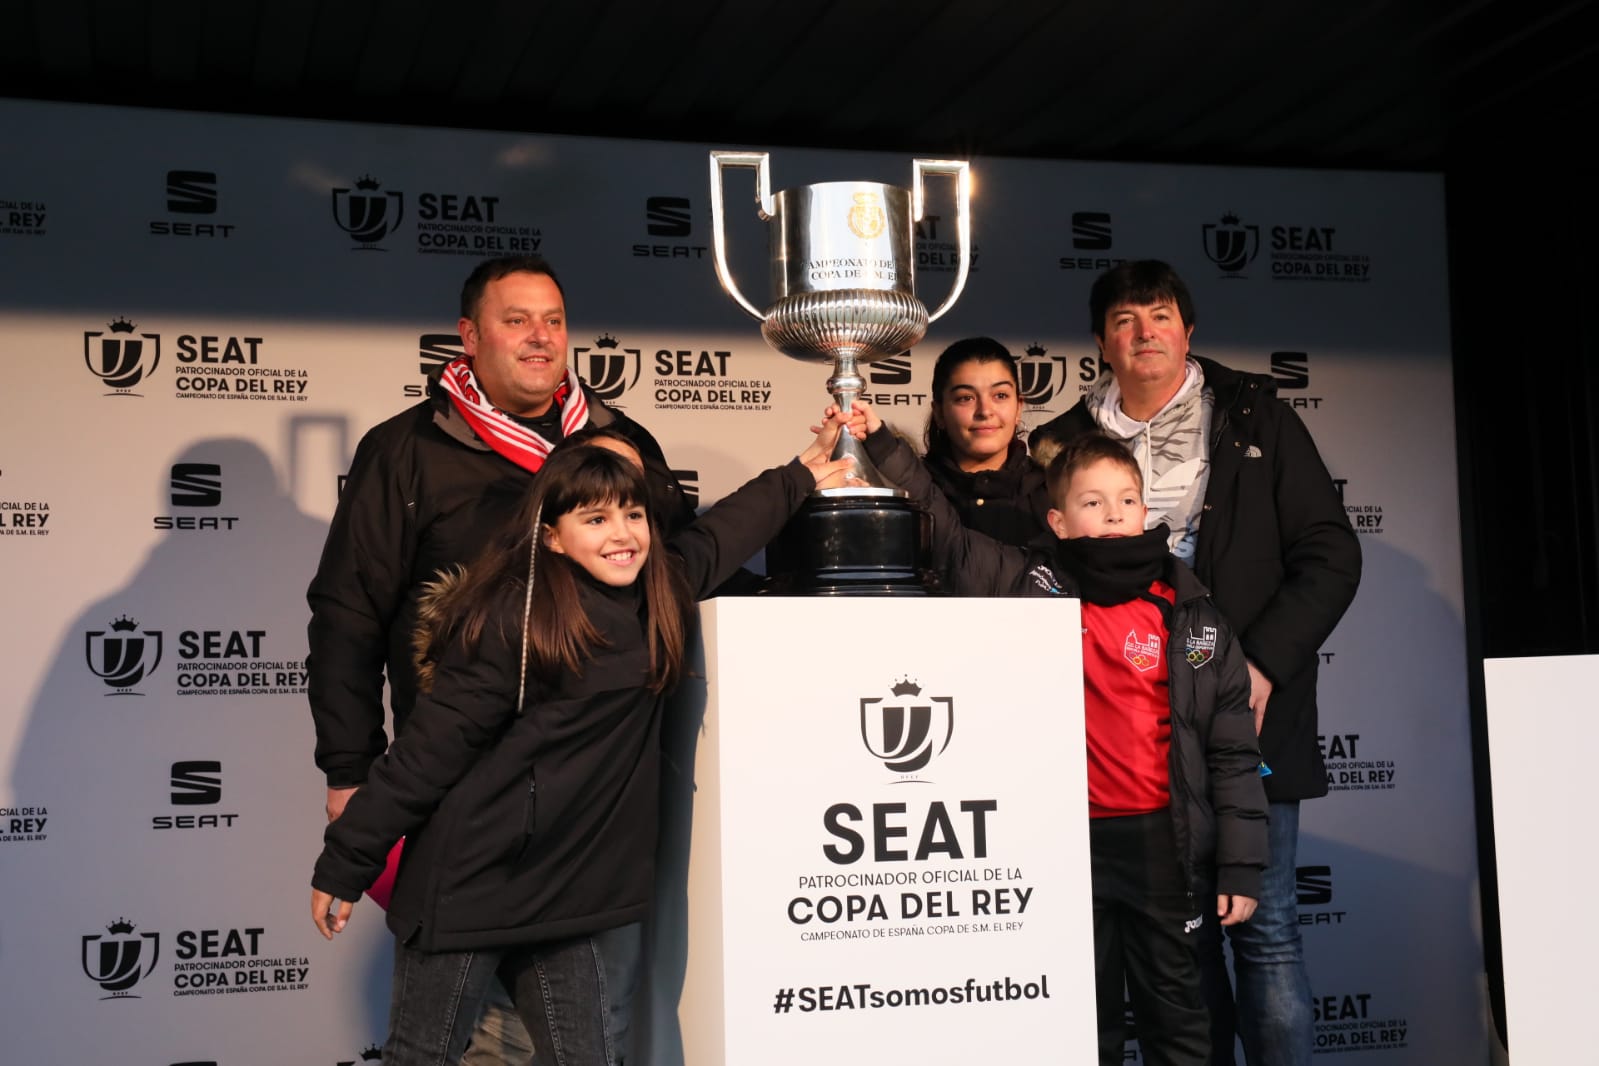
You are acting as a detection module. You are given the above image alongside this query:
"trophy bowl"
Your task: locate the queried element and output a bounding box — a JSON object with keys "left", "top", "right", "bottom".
{"left": 761, "top": 287, "right": 927, "bottom": 367}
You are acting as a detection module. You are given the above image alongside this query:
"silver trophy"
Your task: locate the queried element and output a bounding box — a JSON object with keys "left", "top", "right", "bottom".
{"left": 709, "top": 151, "right": 972, "bottom": 592}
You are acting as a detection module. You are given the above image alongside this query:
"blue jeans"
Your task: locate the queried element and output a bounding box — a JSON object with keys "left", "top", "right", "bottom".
{"left": 385, "top": 923, "right": 642, "bottom": 1066}
{"left": 1196, "top": 801, "right": 1314, "bottom": 1066}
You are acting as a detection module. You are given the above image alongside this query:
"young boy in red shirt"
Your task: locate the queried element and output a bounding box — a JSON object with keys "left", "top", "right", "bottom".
{"left": 846, "top": 405, "right": 1267, "bottom": 1065}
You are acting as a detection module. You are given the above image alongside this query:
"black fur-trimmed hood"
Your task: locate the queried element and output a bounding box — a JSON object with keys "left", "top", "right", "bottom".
{"left": 411, "top": 564, "right": 470, "bottom": 694}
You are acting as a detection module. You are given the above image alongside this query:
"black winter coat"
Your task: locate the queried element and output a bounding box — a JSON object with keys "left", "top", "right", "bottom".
{"left": 311, "top": 460, "right": 815, "bottom": 951}
{"left": 1028, "top": 357, "right": 1361, "bottom": 800}
{"left": 867, "top": 428, "right": 1267, "bottom": 898}
{"left": 922, "top": 438, "right": 1052, "bottom": 551}
{"left": 306, "top": 378, "right": 693, "bottom": 788}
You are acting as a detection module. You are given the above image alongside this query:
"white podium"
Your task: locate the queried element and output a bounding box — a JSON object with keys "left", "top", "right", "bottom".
{"left": 660, "top": 596, "right": 1096, "bottom": 1066}
{"left": 1484, "top": 654, "right": 1599, "bottom": 1064}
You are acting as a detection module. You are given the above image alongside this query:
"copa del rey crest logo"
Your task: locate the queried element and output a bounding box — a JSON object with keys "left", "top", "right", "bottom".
{"left": 1202, "top": 210, "right": 1261, "bottom": 275}
{"left": 847, "top": 191, "right": 886, "bottom": 240}
{"left": 575, "top": 334, "right": 642, "bottom": 403}
{"left": 1124, "top": 630, "right": 1161, "bottom": 672}
{"left": 81, "top": 916, "right": 159, "bottom": 999}
{"left": 332, "top": 174, "right": 404, "bottom": 248}
{"left": 337, "top": 1044, "right": 385, "bottom": 1065}
{"left": 85, "top": 614, "right": 164, "bottom": 694}
{"left": 84, "top": 317, "right": 161, "bottom": 393}
{"left": 1018, "top": 341, "right": 1067, "bottom": 407}
{"left": 1185, "top": 625, "right": 1218, "bottom": 668}
{"left": 860, "top": 676, "right": 953, "bottom": 775}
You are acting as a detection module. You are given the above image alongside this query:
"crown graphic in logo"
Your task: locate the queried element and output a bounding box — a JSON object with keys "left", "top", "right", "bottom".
{"left": 108, "top": 317, "right": 136, "bottom": 333}
{"left": 361, "top": 1045, "right": 384, "bottom": 1061}
{"left": 354, "top": 175, "right": 382, "bottom": 191}
{"left": 1025, "top": 342, "right": 1046, "bottom": 357}
{"left": 890, "top": 676, "right": 921, "bottom": 697}
{"left": 1219, "top": 211, "right": 1241, "bottom": 226}
{"left": 109, "top": 615, "right": 139, "bottom": 632}
{"left": 107, "top": 918, "right": 136, "bottom": 935}
{"left": 594, "top": 334, "right": 619, "bottom": 349}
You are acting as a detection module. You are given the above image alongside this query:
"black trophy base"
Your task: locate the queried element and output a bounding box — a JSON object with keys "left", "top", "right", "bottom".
{"left": 762, "top": 493, "right": 940, "bottom": 596}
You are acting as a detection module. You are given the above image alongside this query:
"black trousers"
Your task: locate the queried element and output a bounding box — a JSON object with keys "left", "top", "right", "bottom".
{"left": 1091, "top": 810, "right": 1210, "bottom": 1066}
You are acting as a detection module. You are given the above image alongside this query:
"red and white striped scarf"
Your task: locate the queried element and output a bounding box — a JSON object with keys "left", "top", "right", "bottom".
{"left": 437, "top": 357, "right": 590, "bottom": 472}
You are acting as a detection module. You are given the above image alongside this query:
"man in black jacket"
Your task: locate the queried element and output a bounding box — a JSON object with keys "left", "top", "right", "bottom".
{"left": 1029, "top": 260, "right": 1360, "bottom": 1066}
{"left": 307, "top": 255, "right": 688, "bottom": 1065}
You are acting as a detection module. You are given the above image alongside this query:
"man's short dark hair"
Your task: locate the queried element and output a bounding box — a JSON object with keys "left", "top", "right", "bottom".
{"left": 1045, "top": 432, "right": 1144, "bottom": 509}
{"left": 459, "top": 255, "right": 566, "bottom": 320}
{"left": 1089, "top": 259, "right": 1196, "bottom": 338}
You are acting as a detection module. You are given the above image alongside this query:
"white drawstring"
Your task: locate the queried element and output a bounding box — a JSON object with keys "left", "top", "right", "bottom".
{"left": 516, "top": 506, "right": 541, "bottom": 715}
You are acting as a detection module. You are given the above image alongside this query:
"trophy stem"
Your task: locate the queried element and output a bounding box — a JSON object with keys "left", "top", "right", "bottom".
{"left": 826, "top": 352, "right": 897, "bottom": 493}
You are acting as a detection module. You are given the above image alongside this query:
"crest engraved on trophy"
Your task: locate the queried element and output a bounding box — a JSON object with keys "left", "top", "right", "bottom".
{"left": 709, "top": 150, "right": 972, "bottom": 593}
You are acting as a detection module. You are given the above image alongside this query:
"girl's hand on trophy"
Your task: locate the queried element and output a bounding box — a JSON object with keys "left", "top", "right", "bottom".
{"left": 799, "top": 421, "right": 855, "bottom": 489}
{"left": 814, "top": 401, "right": 878, "bottom": 440}
{"left": 844, "top": 398, "right": 881, "bottom": 437}
{"left": 799, "top": 406, "right": 850, "bottom": 466}
{"left": 812, "top": 457, "right": 860, "bottom": 490}
{"left": 802, "top": 407, "right": 865, "bottom": 489}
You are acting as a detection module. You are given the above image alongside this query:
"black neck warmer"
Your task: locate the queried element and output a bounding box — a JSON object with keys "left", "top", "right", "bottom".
{"left": 1052, "top": 525, "right": 1172, "bottom": 606}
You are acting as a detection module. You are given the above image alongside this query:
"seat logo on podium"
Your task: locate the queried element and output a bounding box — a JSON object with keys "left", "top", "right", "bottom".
{"left": 859, "top": 677, "right": 953, "bottom": 775}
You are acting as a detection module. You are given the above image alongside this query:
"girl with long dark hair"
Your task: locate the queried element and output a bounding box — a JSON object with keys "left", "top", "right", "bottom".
{"left": 309, "top": 423, "right": 851, "bottom": 1066}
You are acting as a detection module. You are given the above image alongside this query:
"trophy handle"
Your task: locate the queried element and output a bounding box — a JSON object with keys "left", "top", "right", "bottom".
{"left": 709, "top": 151, "right": 777, "bottom": 322}
{"left": 912, "top": 159, "right": 972, "bottom": 324}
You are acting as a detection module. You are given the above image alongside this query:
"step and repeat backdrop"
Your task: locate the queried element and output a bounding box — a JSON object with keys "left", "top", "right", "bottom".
{"left": 0, "top": 98, "right": 1485, "bottom": 1063}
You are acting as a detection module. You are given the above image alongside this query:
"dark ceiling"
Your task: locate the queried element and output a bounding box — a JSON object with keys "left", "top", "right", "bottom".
{"left": 3, "top": 0, "right": 1593, "bottom": 173}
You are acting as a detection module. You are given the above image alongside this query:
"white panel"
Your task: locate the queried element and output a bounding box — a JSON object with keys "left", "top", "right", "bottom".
{"left": 1484, "top": 655, "right": 1599, "bottom": 1066}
